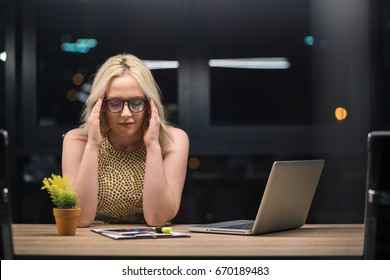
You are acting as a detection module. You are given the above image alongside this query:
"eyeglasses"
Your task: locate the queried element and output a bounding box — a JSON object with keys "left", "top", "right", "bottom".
{"left": 104, "top": 98, "right": 148, "bottom": 113}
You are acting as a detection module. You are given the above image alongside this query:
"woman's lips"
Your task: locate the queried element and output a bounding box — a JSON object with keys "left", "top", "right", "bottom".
{"left": 119, "top": 122, "right": 134, "bottom": 127}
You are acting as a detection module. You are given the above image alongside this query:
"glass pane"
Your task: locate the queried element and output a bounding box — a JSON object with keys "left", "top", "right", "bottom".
{"left": 384, "top": 1, "right": 390, "bottom": 126}
{"left": 18, "top": 155, "right": 62, "bottom": 223}
{"left": 0, "top": 3, "right": 4, "bottom": 128}
{"left": 36, "top": 0, "right": 179, "bottom": 127}
{"left": 207, "top": 0, "right": 312, "bottom": 126}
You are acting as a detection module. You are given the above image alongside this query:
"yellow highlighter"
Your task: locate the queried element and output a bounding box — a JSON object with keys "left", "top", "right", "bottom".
{"left": 156, "top": 227, "right": 172, "bottom": 234}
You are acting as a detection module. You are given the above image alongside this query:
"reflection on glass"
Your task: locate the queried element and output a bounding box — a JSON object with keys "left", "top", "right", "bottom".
{"left": 206, "top": 0, "right": 311, "bottom": 126}
{"left": 0, "top": 51, "right": 6, "bottom": 62}
{"left": 209, "top": 57, "right": 290, "bottom": 69}
{"left": 144, "top": 60, "right": 179, "bottom": 70}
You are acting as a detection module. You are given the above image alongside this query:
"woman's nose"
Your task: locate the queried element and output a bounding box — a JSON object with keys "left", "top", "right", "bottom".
{"left": 120, "top": 101, "right": 133, "bottom": 117}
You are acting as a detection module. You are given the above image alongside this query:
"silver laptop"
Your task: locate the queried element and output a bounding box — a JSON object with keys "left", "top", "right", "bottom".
{"left": 188, "top": 159, "right": 325, "bottom": 235}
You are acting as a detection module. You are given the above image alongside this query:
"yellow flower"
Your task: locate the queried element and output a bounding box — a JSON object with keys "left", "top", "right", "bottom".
{"left": 41, "top": 174, "right": 78, "bottom": 209}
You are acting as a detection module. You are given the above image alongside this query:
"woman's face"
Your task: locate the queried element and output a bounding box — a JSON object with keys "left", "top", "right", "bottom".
{"left": 104, "top": 72, "right": 148, "bottom": 138}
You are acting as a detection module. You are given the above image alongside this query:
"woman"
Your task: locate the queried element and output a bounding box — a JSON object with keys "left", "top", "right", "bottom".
{"left": 62, "top": 54, "right": 189, "bottom": 227}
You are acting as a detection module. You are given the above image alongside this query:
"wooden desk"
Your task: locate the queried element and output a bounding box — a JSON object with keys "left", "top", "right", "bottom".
{"left": 12, "top": 224, "right": 364, "bottom": 259}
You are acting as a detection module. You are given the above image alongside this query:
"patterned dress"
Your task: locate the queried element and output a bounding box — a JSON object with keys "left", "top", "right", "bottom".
{"left": 95, "top": 134, "right": 146, "bottom": 224}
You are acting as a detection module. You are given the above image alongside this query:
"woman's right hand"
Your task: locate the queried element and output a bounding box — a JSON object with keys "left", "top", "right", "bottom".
{"left": 87, "top": 98, "right": 103, "bottom": 148}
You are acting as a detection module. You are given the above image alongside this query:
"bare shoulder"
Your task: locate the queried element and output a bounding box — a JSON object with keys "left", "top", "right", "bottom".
{"left": 63, "top": 128, "right": 87, "bottom": 143}
{"left": 165, "top": 126, "right": 189, "bottom": 154}
{"left": 168, "top": 126, "right": 189, "bottom": 144}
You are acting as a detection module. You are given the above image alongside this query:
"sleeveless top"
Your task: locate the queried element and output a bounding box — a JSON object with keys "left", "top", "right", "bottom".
{"left": 95, "top": 134, "right": 146, "bottom": 224}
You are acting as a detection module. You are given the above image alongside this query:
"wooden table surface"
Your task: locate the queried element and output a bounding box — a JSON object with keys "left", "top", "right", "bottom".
{"left": 12, "top": 223, "right": 364, "bottom": 259}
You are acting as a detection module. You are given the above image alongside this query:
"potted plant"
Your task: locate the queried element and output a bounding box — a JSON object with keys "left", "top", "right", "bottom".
{"left": 41, "top": 174, "right": 80, "bottom": 236}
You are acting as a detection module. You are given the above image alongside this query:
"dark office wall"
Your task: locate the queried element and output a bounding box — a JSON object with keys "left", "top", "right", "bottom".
{"left": 2, "top": 0, "right": 386, "bottom": 224}
{"left": 0, "top": 0, "right": 5, "bottom": 129}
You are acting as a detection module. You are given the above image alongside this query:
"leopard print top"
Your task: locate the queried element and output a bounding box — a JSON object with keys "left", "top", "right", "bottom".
{"left": 95, "top": 134, "right": 146, "bottom": 224}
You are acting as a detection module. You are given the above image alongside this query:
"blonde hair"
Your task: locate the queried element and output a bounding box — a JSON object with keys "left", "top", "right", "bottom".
{"left": 80, "top": 53, "right": 172, "bottom": 152}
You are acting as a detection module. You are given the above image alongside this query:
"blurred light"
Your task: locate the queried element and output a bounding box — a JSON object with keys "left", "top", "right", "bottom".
{"left": 0, "top": 51, "right": 6, "bottom": 62}
{"left": 62, "top": 42, "right": 89, "bottom": 53}
{"left": 208, "top": 57, "right": 290, "bottom": 69}
{"left": 76, "top": 38, "right": 97, "bottom": 48}
{"left": 61, "top": 38, "right": 98, "bottom": 54}
{"left": 188, "top": 157, "right": 200, "bottom": 170}
{"left": 81, "top": 83, "right": 92, "bottom": 93}
{"left": 143, "top": 60, "right": 179, "bottom": 70}
{"left": 67, "top": 89, "right": 77, "bottom": 102}
{"left": 304, "top": 36, "right": 314, "bottom": 46}
{"left": 72, "top": 73, "right": 84, "bottom": 86}
{"left": 335, "top": 107, "right": 348, "bottom": 121}
{"left": 67, "top": 88, "right": 90, "bottom": 104}
{"left": 76, "top": 91, "right": 89, "bottom": 103}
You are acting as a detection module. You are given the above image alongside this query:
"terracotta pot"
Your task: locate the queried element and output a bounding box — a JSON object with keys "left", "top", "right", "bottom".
{"left": 53, "top": 208, "right": 81, "bottom": 236}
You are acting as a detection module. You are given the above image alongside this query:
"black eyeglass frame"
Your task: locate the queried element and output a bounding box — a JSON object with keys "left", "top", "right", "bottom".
{"left": 103, "top": 98, "right": 148, "bottom": 113}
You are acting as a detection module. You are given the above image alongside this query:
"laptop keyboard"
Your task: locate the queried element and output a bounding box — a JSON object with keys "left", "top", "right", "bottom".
{"left": 222, "top": 223, "right": 254, "bottom": 230}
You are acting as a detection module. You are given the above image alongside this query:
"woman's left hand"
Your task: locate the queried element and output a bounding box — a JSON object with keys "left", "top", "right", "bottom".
{"left": 143, "top": 98, "right": 161, "bottom": 148}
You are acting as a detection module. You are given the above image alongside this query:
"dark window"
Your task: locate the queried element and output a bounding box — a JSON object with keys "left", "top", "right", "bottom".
{"left": 207, "top": 0, "right": 311, "bottom": 126}
{"left": 36, "top": 0, "right": 179, "bottom": 127}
